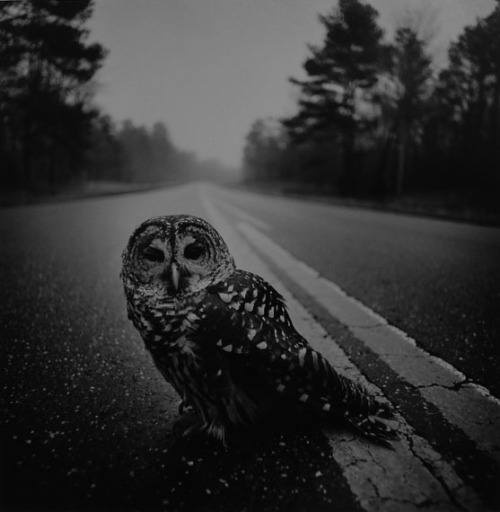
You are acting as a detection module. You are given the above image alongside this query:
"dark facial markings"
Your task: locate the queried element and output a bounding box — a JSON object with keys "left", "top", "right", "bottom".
{"left": 184, "top": 242, "right": 205, "bottom": 261}
{"left": 142, "top": 246, "right": 165, "bottom": 263}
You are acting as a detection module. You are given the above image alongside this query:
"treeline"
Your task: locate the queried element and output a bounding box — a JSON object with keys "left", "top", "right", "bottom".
{"left": 84, "top": 116, "right": 232, "bottom": 184}
{"left": 243, "top": 0, "right": 500, "bottom": 200}
{"left": 0, "top": 0, "right": 230, "bottom": 194}
{"left": 0, "top": 0, "right": 106, "bottom": 191}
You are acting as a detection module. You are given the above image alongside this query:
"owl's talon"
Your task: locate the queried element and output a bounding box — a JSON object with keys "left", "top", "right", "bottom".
{"left": 178, "top": 400, "right": 194, "bottom": 415}
{"left": 173, "top": 411, "right": 203, "bottom": 439}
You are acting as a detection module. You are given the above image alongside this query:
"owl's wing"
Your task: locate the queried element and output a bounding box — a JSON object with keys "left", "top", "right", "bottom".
{"left": 206, "top": 269, "right": 293, "bottom": 326}
{"left": 191, "top": 270, "right": 397, "bottom": 446}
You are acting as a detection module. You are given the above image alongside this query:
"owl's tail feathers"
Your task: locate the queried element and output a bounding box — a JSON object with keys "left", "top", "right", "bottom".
{"left": 344, "top": 410, "right": 398, "bottom": 448}
{"left": 371, "top": 396, "right": 395, "bottom": 419}
{"left": 325, "top": 369, "right": 397, "bottom": 443}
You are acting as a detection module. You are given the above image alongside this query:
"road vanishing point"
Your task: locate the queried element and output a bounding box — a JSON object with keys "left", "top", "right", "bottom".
{"left": 1, "top": 182, "right": 499, "bottom": 512}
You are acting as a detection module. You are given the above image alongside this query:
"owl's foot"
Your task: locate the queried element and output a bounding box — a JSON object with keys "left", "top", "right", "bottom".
{"left": 173, "top": 410, "right": 203, "bottom": 439}
{"left": 177, "top": 399, "right": 194, "bottom": 415}
{"left": 205, "top": 422, "right": 228, "bottom": 444}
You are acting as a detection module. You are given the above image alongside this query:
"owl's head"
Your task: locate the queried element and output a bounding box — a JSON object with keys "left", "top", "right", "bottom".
{"left": 121, "top": 215, "right": 235, "bottom": 297}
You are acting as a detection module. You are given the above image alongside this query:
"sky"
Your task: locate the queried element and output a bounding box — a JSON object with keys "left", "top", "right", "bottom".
{"left": 88, "top": 0, "right": 496, "bottom": 169}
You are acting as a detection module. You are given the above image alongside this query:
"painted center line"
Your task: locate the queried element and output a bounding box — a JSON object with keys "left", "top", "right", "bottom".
{"left": 217, "top": 200, "right": 271, "bottom": 232}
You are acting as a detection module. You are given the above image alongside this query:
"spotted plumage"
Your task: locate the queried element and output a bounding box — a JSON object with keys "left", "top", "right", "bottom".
{"left": 121, "top": 214, "right": 397, "bottom": 445}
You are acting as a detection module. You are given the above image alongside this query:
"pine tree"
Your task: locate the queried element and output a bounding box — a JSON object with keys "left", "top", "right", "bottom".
{"left": 389, "top": 27, "right": 432, "bottom": 193}
{"left": 243, "top": 119, "right": 286, "bottom": 183}
{"left": 283, "top": 0, "right": 385, "bottom": 193}
{"left": 434, "top": 3, "right": 500, "bottom": 189}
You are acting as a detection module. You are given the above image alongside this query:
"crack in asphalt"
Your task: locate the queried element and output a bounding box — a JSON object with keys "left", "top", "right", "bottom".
{"left": 345, "top": 323, "right": 386, "bottom": 329}
{"left": 405, "top": 431, "right": 471, "bottom": 512}
{"left": 259, "top": 263, "right": 497, "bottom": 509}
{"left": 416, "top": 381, "right": 466, "bottom": 392}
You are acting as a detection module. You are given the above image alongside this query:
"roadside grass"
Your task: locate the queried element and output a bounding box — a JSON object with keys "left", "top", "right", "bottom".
{"left": 239, "top": 182, "right": 500, "bottom": 227}
{"left": 0, "top": 180, "right": 164, "bottom": 207}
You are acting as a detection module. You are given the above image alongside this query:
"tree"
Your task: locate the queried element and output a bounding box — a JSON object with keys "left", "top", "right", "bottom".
{"left": 0, "top": 0, "right": 106, "bottom": 189}
{"left": 387, "top": 27, "right": 433, "bottom": 193}
{"left": 243, "top": 118, "right": 287, "bottom": 183}
{"left": 150, "top": 122, "right": 175, "bottom": 181}
{"left": 284, "top": 0, "right": 386, "bottom": 193}
{"left": 433, "top": 3, "right": 500, "bottom": 189}
{"left": 117, "top": 121, "right": 152, "bottom": 182}
{"left": 84, "top": 113, "right": 123, "bottom": 181}
{"left": 114, "top": 120, "right": 181, "bottom": 183}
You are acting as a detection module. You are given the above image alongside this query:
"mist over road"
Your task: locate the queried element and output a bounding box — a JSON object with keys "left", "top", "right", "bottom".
{"left": 1, "top": 183, "right": 499, "bottom": 511}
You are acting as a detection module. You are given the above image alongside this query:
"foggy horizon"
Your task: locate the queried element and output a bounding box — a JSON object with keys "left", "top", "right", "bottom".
{"left": 88, "top": 0, "right": 497, "bottom": 170}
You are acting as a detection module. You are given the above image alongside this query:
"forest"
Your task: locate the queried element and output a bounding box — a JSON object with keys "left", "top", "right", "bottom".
{"left": 243, "top": 0, "right": 500, "bottom": 209}
{"left": 1, "top": 0, "right": 499, "bottom": 210}
{"left": 0, "top": 0, "right": 230, "bottom": 198}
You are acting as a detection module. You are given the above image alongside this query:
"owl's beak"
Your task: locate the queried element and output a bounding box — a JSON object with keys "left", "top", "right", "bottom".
{"left": 170, "top": 262, "right": 180, "bottom": 291}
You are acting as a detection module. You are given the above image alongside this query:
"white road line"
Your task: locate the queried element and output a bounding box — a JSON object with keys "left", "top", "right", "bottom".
{"left": 199, "top": 186, "right": 486, "bottom": 512}
{"left": 216, "top": 200, "right": 271, "bottom": 232}
{"left": 236, "top": 220, "right": 500, "bottom": 463}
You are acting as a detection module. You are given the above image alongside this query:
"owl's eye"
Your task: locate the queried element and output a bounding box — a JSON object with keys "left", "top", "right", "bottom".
{"left": 142, "top": 246, "right": 164, "bottom": 263}
{"left": 184, "top": 242, "right": 205, "bottom": 261}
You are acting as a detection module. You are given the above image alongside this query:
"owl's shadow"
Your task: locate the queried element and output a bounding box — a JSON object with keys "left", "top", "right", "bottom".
{"left": 153, "top": 413, "right": 359, "bottom": 512}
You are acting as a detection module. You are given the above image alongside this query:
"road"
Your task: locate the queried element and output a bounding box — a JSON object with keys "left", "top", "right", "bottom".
{"left": 1, "top": 182, "right": 499, "bottom": 511}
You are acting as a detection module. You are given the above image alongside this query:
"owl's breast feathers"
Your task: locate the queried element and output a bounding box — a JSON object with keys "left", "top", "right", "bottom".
{"left": 123, "top": 279, "right": 204, "bottom": 352}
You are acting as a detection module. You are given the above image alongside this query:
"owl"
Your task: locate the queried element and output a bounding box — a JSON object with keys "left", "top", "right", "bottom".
{"left": 121, "top": 215, "right": 396, "bottom": 446}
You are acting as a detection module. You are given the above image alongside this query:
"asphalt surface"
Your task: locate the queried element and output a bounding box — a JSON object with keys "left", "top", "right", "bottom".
{"left": 1, "top": 182, "right": 499, "bottom": 511}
